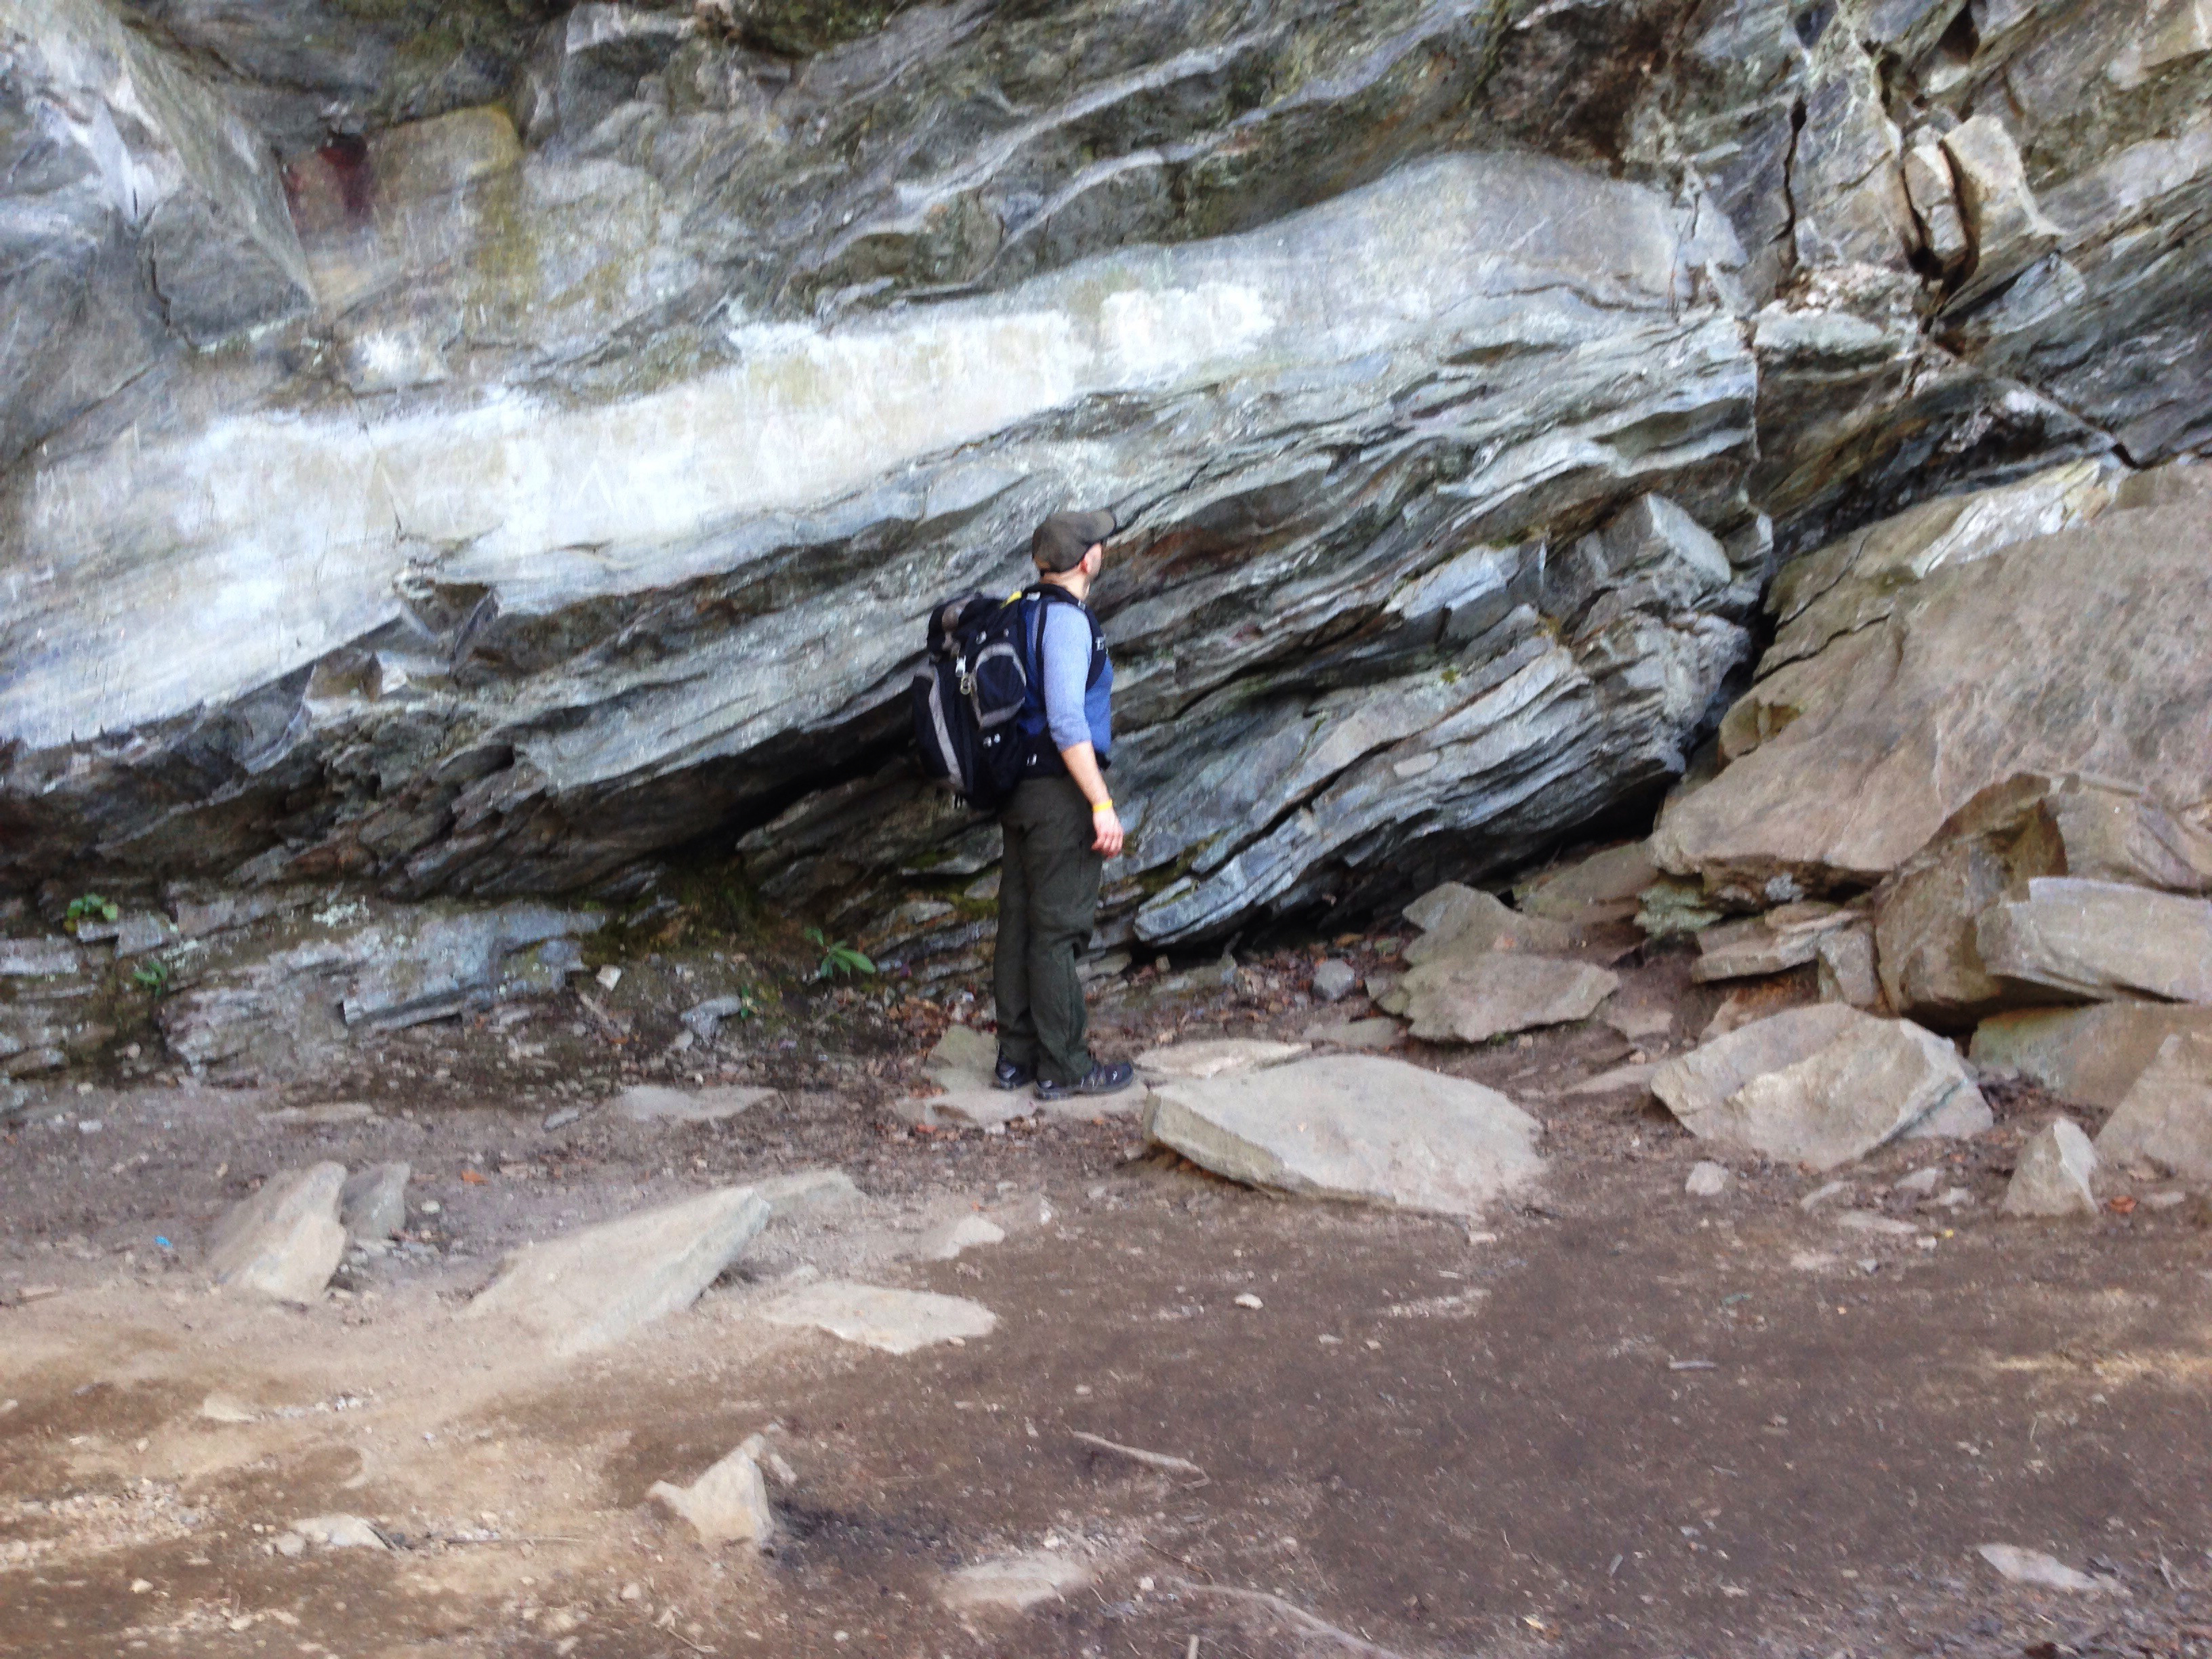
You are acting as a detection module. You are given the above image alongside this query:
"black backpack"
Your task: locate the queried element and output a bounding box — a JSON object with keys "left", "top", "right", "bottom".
{"left": 911, "top": 589, "right": 1038, "bottom": 812}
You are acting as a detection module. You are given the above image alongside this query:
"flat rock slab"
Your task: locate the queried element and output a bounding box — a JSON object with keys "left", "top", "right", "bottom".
{"left": 1300, "top": 1017, "right": 1404, "bottom": 1050}
{"left": 208, "top": 1163, "right": 348, "bottom": 1303}
{"left": 926, "top": 1023, "right": 997, "bottom": 1087}
{"left": 1971, "top": 1003, "right": 2212, "bottom": 1109}
{"left": 752, "top": 1169, "right": 862, "bottom": 1223}
{"left": 2002, "top": 1118, "right": 2099, "bottom": 1218}
{"left": 2096, "top": 1032, "right": 2212, "bottom": 1181}
{"left": 614, "top": 1084, "right": 775, "bottom": 1124}
{"left": 912, "top": 1214, "right": 1004, "bottom": 1261}
{"left": 939, "top": 1551, "right": 1092, "bottom": 1612}
{"left": 1134, "top": 1038, "right": 1307, "bottom": 1080}
{"left": 467, "top": 1186, "right": 771, "bottom": 1356}
{"left": 760, "top": 1281, "right": 996, "bottom": 1354}
{"left": 339, "top": 1162, "right": 409, "bottom": 1242}
{"left": 1516, "top": 840, "right": 1659, "bottom": 924}
{"left": 1651, "top": 1005, "right": 1990, "bottom": 1172}
{"left": 1978, "top": 1544, "right": 2120, "bottom": 1594}
{"left": 1978, "top": 878, "right": 2212, "bottom": 1003}
{"left": 1690, "top": 903, "right": 1853, "bottom": 983}
{"left": 1143, "top": 1054, "right": 1544, "bottom": 1218}
{"left": 1401, "top": 954, "right": 1618, "bottom": 1044}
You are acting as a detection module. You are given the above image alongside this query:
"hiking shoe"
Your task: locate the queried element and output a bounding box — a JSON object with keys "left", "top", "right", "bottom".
{"left": 992, "top": 1054, "right": 1035, "bottom": 1091}
{"left": 1035, "top": 1060, "right": 1136, "bottom": 1102}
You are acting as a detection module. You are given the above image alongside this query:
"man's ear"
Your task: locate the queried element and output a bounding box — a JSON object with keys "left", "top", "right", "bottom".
{"left": 1084, "top": 543, "right": 1105, "bottom": 576}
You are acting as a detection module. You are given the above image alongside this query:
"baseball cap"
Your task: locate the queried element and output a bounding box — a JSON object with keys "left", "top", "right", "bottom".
{"left": 1031, "top": 508, "right": 1117, "bottom": 572}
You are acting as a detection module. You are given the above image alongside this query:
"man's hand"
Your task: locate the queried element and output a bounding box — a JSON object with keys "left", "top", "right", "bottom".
{"left": 1092, "top": 806, "right": 1124, "bottom": 859}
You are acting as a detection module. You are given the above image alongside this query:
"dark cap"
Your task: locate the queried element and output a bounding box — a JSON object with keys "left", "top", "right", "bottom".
{"left": 1031, "top": 508, "right": 1116, "bottom": 573}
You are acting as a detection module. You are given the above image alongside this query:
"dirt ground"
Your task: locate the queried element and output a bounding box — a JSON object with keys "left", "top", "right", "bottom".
{"left": 5, "top": 930, "right": 2212, "bottom": 1659}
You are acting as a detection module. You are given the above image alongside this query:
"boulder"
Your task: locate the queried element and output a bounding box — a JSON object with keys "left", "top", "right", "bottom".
{"left": 466, "top": 1187, "right": 771, "bottom": 1356}
{"left": 1400, "top": 955, "right": 1618, "bottom": 1044}
{"left": 1690, "top": 903, "right": 1855, "bottom": 983}
{"left": 912, "top": 1215, "right": 1004, "bottom": 1262}
{"left": 1970, "top": 1003, "right": 2212, "bottom": 1110}
{"left": 759, "top": 1282, "right": 996, "bottom": 1355}
{"left": 1651, "top": 1006, "right": 1990, "bottom": 1171}
{"left": 2001, "top": 1119, "right": 2100, "bottom": 1219}
{"left": 1978, "top": 879, "right": 2212, "bottom": 1005}
{"left": 614, "top": 1085, "right": 774, "bottom": 1124}
{"left": 1143, "top": 1054, "right": 1544, "bottom": 1218}
{"left": 2095, "top": 1033, "right": 2212, "bottom": 1181}
{"left": 1516, "top": 841, "right": 1661, "bottom": 925}
{"left": 1134, "top": 1039, "right": 1307, "bottom": 1081}
{"left": 649, "top": 1441, "right": 775, "bottom": 1549}
{"left": 338, "top": 1162, "right": 409, "bottom": 1243}
{"left": 1402, "top": 886, "right": 1579, "bottom": 966}
{"left": 207, "top": 1164, "right": 348, "bottom": 1302}
{"left": 1656, "top": 499, "right": 2212, "bottom": 904}
{"left": 1876, "top": 775, "right": 2212, "bottom": 1025}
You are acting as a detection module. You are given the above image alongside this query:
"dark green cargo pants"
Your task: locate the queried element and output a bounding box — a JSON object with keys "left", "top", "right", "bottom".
{"left": 994, "top": 776, "right": 1104, "bottom": 1086}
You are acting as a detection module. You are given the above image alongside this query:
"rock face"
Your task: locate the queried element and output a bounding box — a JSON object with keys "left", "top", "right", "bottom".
{"left": 1651, "top": 1006, "right": 1990, "bottom": 1171}
{"left": 1143, "top": 1054, "right": 1544, "bottom": 1218}
{"left": 466, "top": 1186, "right": 771, "bottom": 1356}
{"left": 3, "top": 0, "right": 2210, "bottom": 953}
{"left": 207, "top": 1163, "right": 348, "bottom": 1302}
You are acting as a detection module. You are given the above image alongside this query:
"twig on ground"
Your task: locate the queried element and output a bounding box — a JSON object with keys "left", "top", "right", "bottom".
{"left": 1071, "top": 1430, "right": 1209, "bottom": 1483}
{"left": 1170, "top": 1580, "right": 1418, "bottom": 1659}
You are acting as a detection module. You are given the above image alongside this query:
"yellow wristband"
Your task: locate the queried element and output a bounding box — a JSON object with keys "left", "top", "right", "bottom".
{"left": 1092, "top": 799, "right": 1114, "bottom": 816}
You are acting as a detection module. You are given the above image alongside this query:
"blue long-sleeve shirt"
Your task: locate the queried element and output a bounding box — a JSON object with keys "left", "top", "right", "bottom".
{"left": 1038, "top": 600, "right": 1112, "bottom": 760}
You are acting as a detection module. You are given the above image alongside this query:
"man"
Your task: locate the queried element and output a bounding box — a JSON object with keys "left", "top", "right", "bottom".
{"left": 991, "top": 508, "right": 1138, "bottom": 1103}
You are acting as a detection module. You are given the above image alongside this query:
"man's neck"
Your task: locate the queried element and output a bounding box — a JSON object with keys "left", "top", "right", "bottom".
{"left": 1039, "top": 569, "right": 1091, "bottom": 603}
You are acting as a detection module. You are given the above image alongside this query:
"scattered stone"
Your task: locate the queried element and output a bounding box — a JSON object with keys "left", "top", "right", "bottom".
{"left": 262, "top": 1101, "right": 377, "bottom": 1126}
{"left": 0, "top": 938, "right": 82, "bottom": 977}
{"left": 1971, "top": 1003, "right": 2212, "bottom": 1110}
{"left": 926, "top": 1023, "right": 997, "bottom": 1084}
{"left": 680, "top": 996, "right": 752, "bottom": 1042}
{"left": 466, "top": 1187, "right": 772, "bottom": 1356}
{"left": 2096, "top": 1033, "right": 2212, "bottom": 1181}
{"left": 292, "top": 1515, "right": 388, "bottom": 1551}
{"left": 613, "top": 1084, "right": 774, "bottom": 1124}
{"left": 2002, "top": 1119, "right": 2100, "bottom": 1219}
{"left": 1516, "top": 841, "right": 1660, "bottom": 926}
{"left": 1233, "top": 1292, "right": 1264, "bottom": 1309}
{"left": 760, "top": 1281, "right": 996, "bottom": 1354}
{"left": 939, "top": 1551, "right": 1092, "bottom": 1612}
{"left": 913, "top": 1214, "right": 1004, "bottom": 1261}
{"left": 1799, "top": 1179, "right": 1852, "bottom": 1210}
{"left": 1976, "top": 1544, "right": 2121, "bottom": 1595}
{"left": 1605, "top": 1005, "right": 1674, "bottom": 1042}
{"left": 1835, "top": 1210, "right": 1920, "bottom": 1237}
{"left": 1652, "top": 1006, "right": 1990, "bottom": 1172}
{"left": 199, "top": 1393, "right": 259, "bottom": 1424}
{"left": 272, "top": 1532, "right": 305, "bottom": 1557}
{"left": 1978, "top": 878, "right": 2212, "bottom": 1004}
{"left": 1298, "top": 1017, "right": 1403, "bottom": 1050}
{"left": 207, "top": 1164, "right": 349, "bottom": 1303}
{"left": 1401, "top": 885, "right": 1578, "bottom": 966}
{"left": 2144, "top": 1189, "right": 2189, "bottom": 1210}
{"left": 543, "top": 1105, "right": 587, "bottom": 1130}
{"left": 1400, "top": 954, "right": 1618, "bottom": 1044}
{"left": 1310, "top": 960, "right": 1357, "bottom": 1003}
{"left": 1893, "top": 1166, "right": 1944, "bottom": 1196}
{"left": 648, "top": 1442, "right": 775, "bottom": 1548}
{"left": 1690, "top": 903, "right": 1855, "bottom": 983}
{"left": 1366, "top": 970, "right": 1406, "bottom": 1012}
{"left": 337, "top": 1163, "right": 409, "bottom": 1243}
{"left": 1561, "top": 1061, "right": 1655, "bottom": 1099}
{"left": 1143, "top": 1054, "right": 1544, "bottom": 1219}
{"left": 1134, "top": 1038, "right": 1307, "bottom": 1081}
{"left": 752, "top": 1169, "right": 863, "bottom": 1224}
{"left": 1685, "top": 1161, "right": 1732, "bottom": 1197}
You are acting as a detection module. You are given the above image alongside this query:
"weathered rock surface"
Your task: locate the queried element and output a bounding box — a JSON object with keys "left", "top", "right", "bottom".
{"left": 207, "top": 1163, "right": 348, "bottom": 1302}
{"left": 1399, "top": 955, "right": 1619, "bottom": 1046}
{"left": 1971, "top": 1003, "right": 2212, "bottom": 1110}
{"left": 759, "top": 1281, "right": 996, "bottom": 1355}
{"left": 467, "top": 1186, "right": 771, "bottom": 1356}
{"left": 1657, "top": 495, "right": 2212, "bottom": 904}
{"left": 1978, "top": 879, "right": 2212, "bottom": 1005}
{"left": 649, "top": 1441, "right": 775, "bottom": 1549}
{"left": 2002, "top": 1119, "right": 2100, "bottom": 1219}
{"left": 1401, "top": 886, "right": 1580, "bottom": 968}
{"left": 1516, "top": 842, "right": 1661, "bottom": 926}
{"left": 3, "top": 0, "right": 2210, "bottom": 956}
{"left": 1652, "top": 1006, "right": 1989, "bottom": 1171}
{"left": 1143, "top": 1054, "right": 1544, "bottom": 1218}
{"left": 338, "top": 1162, "right": 409, "bottom": 1244}
{"left": 1875, "top": 775, "right": 2212, "bottom": 1025}
{"left": 1691, "top": 903, "right": 1856, "bottom": 983}
{"left": 2096, "top": 1032, "right": 2212, "bottom": 1181}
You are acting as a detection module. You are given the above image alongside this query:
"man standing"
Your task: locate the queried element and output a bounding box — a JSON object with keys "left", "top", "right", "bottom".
{"left": 991, "top": 510, "right": 1138, "bottom": 1103}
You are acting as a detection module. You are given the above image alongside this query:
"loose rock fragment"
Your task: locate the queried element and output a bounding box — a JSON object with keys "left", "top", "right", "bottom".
{"left": 292, "top": 1515, "right": 388, "bottom": 1551}
{"left": 760, "top": 1281, "right": 996, "bottom": 1354}
{"left": 649, "top": 1442, "right": 775, "bottom": 1548}
{"left": 912, "top": 1214, "right": 1004, "bottom": 1261}
{"left": 1685, "top": 1161, "right": 1732, "bottom": 1197}
{"left": 1400, "top": 954, "right": 1618, "bottom": 1044}
{"left": 1310, "top": 960, "right": 1357, "bottom": 1003}
{"left": 1134, "top": 1038, "right": 1307, "bottom": 1081}
{"left": 939, "top": 1551, "right": 1092, "bottom": 1612}
{"left": 2001, "top": 1119, "right": 2099, "bottom": 1219}
{"left": 339, "top": 1162, "right": 409, "bottom": 1243}
{"left": 207, "top": 1164, "right": 350, "bottom": 1303}
{"left": 2095, "top": 1033, "right": 2212, "bottom": 1181}
{"left": 1977, "top": 1544, "right": 2121, "bottom": 1594}
{"left": 613, "top": 1084, "right": 773, "bottom": 1124}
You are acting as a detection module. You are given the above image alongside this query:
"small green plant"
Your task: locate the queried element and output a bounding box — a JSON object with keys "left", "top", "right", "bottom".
{"left": 132, "top": 958, "right": 172, "bottom": 996}
{"left": 805, "top": 927, "right": 876, "bottom": 981}
{"left": 65, "top": 893, "right": 119, "bottom": 930}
